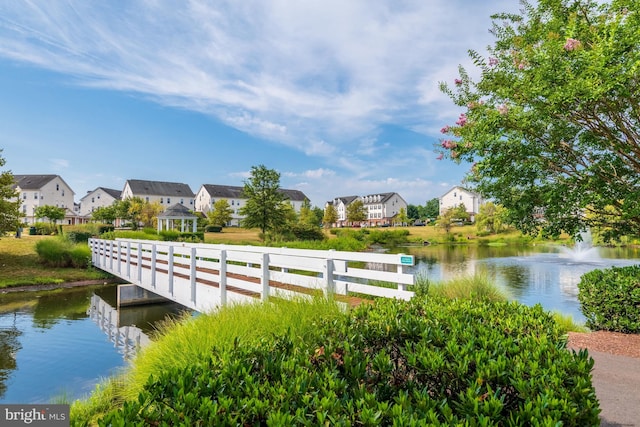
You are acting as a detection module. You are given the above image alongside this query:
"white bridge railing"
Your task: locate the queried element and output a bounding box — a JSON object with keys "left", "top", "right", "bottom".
{"left": 89, "top": 238, "right": 416, "bottom": 313}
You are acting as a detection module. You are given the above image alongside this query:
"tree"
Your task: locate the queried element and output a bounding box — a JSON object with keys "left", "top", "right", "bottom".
{"left": 297, "top": 199, "right": 316, "bottom": 226}
{"left": 323, "top": 204, "right": 338, "bottom": 228}
{"left": 396, "top": 207, "right": 409, "bottom": 226}
{"left": 436, "top": 204, "right": 468, "bottom": 234}
{"left": 0, "top": 150, "right": 20, "bottom": 235}
{"left": 346, "top": 199, "right": 367, "bottom": 225}
{"left": 407, "top": 204, "right": 419, "bottom": 220}
{"left": 239, "top": 165, "right": 287, "bottom": 240}
{"left": 208, "top": 199, "right": 234, "bottom": 227}
{"left": 424, "top": 198, "right": 440, "bottom": 220}
{"left": 126, "top": 197, "right": 145, "bottom": 230}
{"left": 476, "top": 202, "right": 508, "bottom": 234}
{"left": 140, "top": 201, "right": 163, "bottom": 228}
{"left": 34, "top": 205, "right": 66, "bottom": 225}
{"left": 438, "top": 0, "right": 640, "bottom": 240}
{"left": 91, "top": 205, "right": 118, "bottom": 224}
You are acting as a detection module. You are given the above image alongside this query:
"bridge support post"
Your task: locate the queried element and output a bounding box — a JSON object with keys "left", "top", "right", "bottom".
{"left": 117, "top": 284, "right": 166, "bottom": 307}
{"left": 117, "top": 241, "right": 122, "bottom": 274}
{"left": 109, "top": 241, "right": 114, "bottom": 272}
{"left": 261, "top": 253, "right": 269, "bottom": 301}
{"left": 150, "top": 244, "right": 157, "bottom": 288}
{"left": 168, "top": 246, "right": 174, "bottom": 296}
{"left": 219, "top": 250, "right": 227, "bottom": 306}
{"left": 323, "top": 258, "right": 335, "bottom": 296}
{"left": 137, "top": 243, "right": 143, "bottom": 284}
{"left": 190, "top": 247, "right": 197, "bottom": 303}
{"left": 126, "top": 243, "right": 131, "bottom": 279}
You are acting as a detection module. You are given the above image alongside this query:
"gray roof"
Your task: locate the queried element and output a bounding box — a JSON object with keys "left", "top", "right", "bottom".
{"left": 100, "top": 187, "right": 122, "bottom": 199}
{"left": 331, "top": 196, "right": 359, "bottom": 205}
{"left": 157, "top": 203, "right": 198, "bottom": 218}
{"left": 202, "top": 184, "right": 308, "bottom": 202}
{"left": 13, "top": 174, "right": 58, "bottom": 190}
{"left": 125, "top": 179, "right": 194, "bottom": 197}
{"left": 362, "top": 192, "right": 395, "bottom": 204}
{"left": 13, "top": 174, "right": 75, "bottom": 195}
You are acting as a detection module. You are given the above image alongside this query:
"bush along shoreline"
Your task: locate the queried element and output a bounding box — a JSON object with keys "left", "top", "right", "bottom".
{"left": 91, "top": 296, "right": 600, "bottom": 426}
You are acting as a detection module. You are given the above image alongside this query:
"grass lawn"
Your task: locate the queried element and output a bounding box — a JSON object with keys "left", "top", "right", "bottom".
{"left": 0, "top": 234, "right": 111, "bottom": 289}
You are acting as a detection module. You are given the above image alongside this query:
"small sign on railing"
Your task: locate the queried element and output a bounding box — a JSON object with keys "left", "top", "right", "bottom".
{"left": 400, "top": 255, "right": 414, "bottom": 266}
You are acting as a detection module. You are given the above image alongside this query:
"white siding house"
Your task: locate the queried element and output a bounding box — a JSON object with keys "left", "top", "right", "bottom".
{"left": 79, "top": 187, "right": 122, "bottom": 217}
{"left": 326, "top": 196, "right": 358, "bottom": 227}
{"left": 439, "top": 186, "right": 483, "bottom": 221}
{"left": 195, "top": 184, "right": 308, "bottom": 226}
{"left": 121, "top": 179, "right": 195, "bottom": 209}
{"left": 13, "top": 175, "right": 76, "bottom": 225}
{"left": 327, "top": 193, "right": 407, "bottom": 227}
{"left": 362, "top": 192, "right": 408, "bottom": 226}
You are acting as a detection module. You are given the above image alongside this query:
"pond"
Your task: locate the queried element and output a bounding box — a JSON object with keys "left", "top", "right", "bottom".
{"left": 1, "top": 243, "right": 639, "bottom": 405}
{"left": 0, "top": 284, "right": 188, "bottom": 404}
{"left": 395, "top": 243, "right": 640, "bottom": 322}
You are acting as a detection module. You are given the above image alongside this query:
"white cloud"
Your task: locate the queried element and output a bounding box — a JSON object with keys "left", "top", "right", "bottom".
{"left": 50, "top": 158, "right": 69, "bottom": 170}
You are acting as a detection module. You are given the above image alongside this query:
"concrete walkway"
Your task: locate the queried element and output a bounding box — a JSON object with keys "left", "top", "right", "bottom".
{"left": 589, "top": 350, "right": 640, "bottom": 426}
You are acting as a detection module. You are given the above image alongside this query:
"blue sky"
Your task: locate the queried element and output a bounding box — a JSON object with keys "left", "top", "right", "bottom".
{"left": 0, "top": 1, "right": 518, "bottom": 207}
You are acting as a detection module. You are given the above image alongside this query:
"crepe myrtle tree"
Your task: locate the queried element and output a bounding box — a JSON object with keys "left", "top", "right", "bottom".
{"left": 438, "top": 0, "right": 640, "bottom": 240}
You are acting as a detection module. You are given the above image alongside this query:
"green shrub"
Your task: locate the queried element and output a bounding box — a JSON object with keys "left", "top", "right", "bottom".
{"left": 65, "top": 231, "right": 93, "bottom": 244}
{"left": 35, "top": 238, "right": 72, "bottom": 267}
{"left": 366, "top": 229, "right": 410, "bottom": 245}
{"left": 33, "top": 221, "right": 57, "bottom": 235}
{"left": 289, "top": 224, "right": 325, "bottom": 241}
{"left": 97, "top": 297, "right": 599, "bottom": 426}
{"left": 578, "top": 265, "right": 640, "bottom": 333}
{"left": 142, "top": 227, "right": 158, "bottom": 235}
{"left": 205, "top": 225, "right": 222, "bottom": 232}
{"left": 69, "top": 244, "right": 92, "bottom": 268}
{"left": 97, "top": 224, "right": 114, "bottom": 234}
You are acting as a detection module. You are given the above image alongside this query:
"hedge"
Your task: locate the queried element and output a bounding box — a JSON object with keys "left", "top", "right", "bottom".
{"left": 578, "top": 265, "right": 640, "bottom": 333}
{"left": 98, "top": 297, "right": 599, "bottom": 426}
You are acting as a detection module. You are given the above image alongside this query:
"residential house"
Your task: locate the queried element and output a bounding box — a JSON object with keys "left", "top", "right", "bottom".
{"left": 121, "top": 179, "right": 195, "bottom": 209}
{"left": 325, "top": 196, "right": 359, "bottom": 227}
{"left": 195, "top": 184, "right": 308, "bottom": 226}
{"left": 361, "top": 192, "right": 408, "bottom": 226}
{"left": 79, "top": 187, "right": 122, "bottom": 218}
{"left": 439, "top": 186, "right": 483, "bottom": 221}
{"left": 13, "top": 174, "right": 77, "bottom": 225}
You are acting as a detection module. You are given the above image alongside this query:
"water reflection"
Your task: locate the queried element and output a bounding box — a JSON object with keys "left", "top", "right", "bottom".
{"left": 0, "top": 285, "right": 189, "bottom": 403}
{"left": 397, "top": 244, "right": 640, "bottom": 323}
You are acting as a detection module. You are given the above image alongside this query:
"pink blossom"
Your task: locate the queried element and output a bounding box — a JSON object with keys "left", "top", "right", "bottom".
{"left": 440, "top": 125, "right": 450, "bottom": 134}
{"left": 497, "top": 104, "right": 508, "bottom": 115}
{"left": 436, "top": 153, "right": 444, "bottom": 160}
{"left": 564, "top": 38, "right": 581, "bottom": 51}
{"left": 488, "top": 57, "right": 499, "bottom": 66}
{"left": 455, "top": 113, "right": 467, "bottom": 126}
{"left": 518, "top": 62, "right": 525, "bottom": 70}
{"left": 441, "top": 140, "right": 457, "bottom": 149}
{"left": 454, "top": 78, "right": 462, "bottom": 85}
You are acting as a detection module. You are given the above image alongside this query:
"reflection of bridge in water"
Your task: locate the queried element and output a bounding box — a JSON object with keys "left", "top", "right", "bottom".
{"left": 87, "top": 294, "right": 151, "bottom": 359}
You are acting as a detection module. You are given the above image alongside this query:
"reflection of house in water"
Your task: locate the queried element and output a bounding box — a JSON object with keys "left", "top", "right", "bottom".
{"left": 87, "top": 294, "right": 151, "bottom": 359}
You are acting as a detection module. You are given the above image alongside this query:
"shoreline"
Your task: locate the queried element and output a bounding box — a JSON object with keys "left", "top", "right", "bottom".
{"left": 0, "top": 278, "right": 124, "bottom": 294}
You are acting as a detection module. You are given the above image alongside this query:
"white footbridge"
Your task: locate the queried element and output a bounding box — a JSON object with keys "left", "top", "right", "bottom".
{"left": 89, "top": 238, "right": 416, "bottom": 313}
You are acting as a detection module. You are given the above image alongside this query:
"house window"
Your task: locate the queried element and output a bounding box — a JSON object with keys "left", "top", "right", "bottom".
{"left": 160, "top": 198, "right": 164, "bottom": 204}
{"left": 460, "top": 196, "right": 462, "bottom": 200}
{"left": 180, "top": 199, "right": 184, "bottom": 204}
{"left": 22, "top": 205, "right": 26, "bottom": 213}
{"left": 453, "top": 192, "right": 456, "bottom": 197}
{"left": 56, "top": 184, "right": 59, "bottom": 191}
{"left": 92, "top": 197, "right": 95, "bottom": 203}
{"left": 146, "top": 197, "right": 149, "bottom": 202}
{"left": 190, "top": 200, "right": 193, "bottom": 205}
{"left": 167, "top": 198, "right": 171, "bottom": 204}
{"left": 62, "top": 190, "right": 65, "bottom": 196}
{"left": 33, "top": 193, "right": 37, "bottom": 200}
{"left": 97, "top": 195, "right": 100, "bottom": 199}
